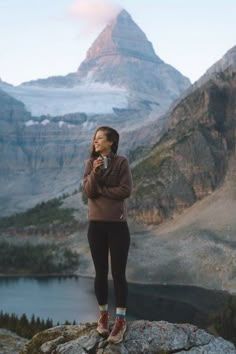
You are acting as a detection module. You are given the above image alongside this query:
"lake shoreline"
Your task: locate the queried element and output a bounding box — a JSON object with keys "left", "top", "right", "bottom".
{"left": 0, "top": 272, "right": 76, "bottom": 277}
{"left": 0, "top": 272, "right": 235, "bottom": 297}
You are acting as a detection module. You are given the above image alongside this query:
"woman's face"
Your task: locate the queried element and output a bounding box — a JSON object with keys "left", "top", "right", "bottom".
{"left": 93, "top": 130, "right": 113, "bottom": 154}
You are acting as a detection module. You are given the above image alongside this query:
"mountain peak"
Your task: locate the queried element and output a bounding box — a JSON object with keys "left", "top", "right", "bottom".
{"left": 76, "top": 8, "right": 190, "bottom": 102}
{"left": 115, "top": 8, "right": 132, "bottom": 20}
{"left": 80, "top": 8, "right": 158, "bottom": 64}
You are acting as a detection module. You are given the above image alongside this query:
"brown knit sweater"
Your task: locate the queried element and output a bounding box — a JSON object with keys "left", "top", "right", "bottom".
{"left": 83, "top": 151, "right": 133, "bottom": 222}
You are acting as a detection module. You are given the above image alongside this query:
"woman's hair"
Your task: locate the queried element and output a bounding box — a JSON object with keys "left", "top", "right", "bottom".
{"left": 89, "top": 126, "right": 119, "bottom": 158}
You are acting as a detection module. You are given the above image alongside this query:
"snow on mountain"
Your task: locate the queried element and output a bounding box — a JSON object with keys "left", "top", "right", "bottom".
{"left": 1, "top": 80, "right": 129, "bottom": 116}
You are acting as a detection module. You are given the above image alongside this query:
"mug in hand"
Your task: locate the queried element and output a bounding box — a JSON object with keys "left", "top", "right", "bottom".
{"left": 99, "top": 155, "right": 109, "bottom": 169}
{"left": 103, "top": 156, "right": 108, "bottom": 169}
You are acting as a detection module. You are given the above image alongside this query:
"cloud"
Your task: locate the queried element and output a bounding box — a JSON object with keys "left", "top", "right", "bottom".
{"left": 68, "top": 0, "right": 122, "bottom": 34}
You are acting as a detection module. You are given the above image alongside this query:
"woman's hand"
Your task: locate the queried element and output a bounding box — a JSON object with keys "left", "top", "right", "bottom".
{"left": 92, "top": 157, "right": 103, "bottom": 173}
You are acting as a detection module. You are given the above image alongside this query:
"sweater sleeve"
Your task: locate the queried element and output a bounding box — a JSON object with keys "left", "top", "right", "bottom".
{"left": 83, "top": 159, "right": 103, "bottom": 198}
{"left": 97, "top": 158, "right": 133, "bottom": 200}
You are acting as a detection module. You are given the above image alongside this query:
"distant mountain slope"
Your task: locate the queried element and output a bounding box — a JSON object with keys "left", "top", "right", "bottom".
{"left": 121, "top": 151, "right": 236, "bottom": 295}
{"left": 129, "top": 66, "right": 236, "bottom": 224}
{"left": 0, "top": 88, "right": 30, "bottom": 122}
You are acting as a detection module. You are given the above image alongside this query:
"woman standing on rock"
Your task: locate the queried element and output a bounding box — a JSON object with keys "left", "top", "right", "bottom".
{"left": 83, "top": 126, "right": 133, "bottom": 344}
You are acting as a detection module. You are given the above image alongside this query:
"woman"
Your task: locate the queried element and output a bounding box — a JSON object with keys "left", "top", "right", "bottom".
{"left": 83, "top": 126, "right": 133, "bottom": 344}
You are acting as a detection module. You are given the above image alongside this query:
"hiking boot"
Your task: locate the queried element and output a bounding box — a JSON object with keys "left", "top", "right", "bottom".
{"left": 96, "top": 311, "right": 109, "bottom": 336}
{"left": 107, "top": 316, "right": 127, "bottom": 344}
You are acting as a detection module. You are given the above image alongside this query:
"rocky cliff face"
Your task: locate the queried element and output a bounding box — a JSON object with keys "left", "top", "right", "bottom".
{"left": 20, "top": 320, "right": 236, "bottom": 354}
{"left": 0, "top": 88, "right": 30, "bottom": 122}
{"left": 0, "top": 105, "right": 87, "bottom": 216}
{"left": 0, "top": 88, "right": 31, "bottom": 195}
{"left": 129, "top": 67, "right": 236, "bottom": 224}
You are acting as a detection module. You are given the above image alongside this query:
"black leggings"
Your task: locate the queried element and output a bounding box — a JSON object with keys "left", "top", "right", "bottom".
{"left": 87, "top": 220, "right": 130, "bottom": 308}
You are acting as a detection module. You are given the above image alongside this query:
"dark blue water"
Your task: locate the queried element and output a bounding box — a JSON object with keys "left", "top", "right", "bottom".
{"left": 0, "top": 276, "right": 100, "bottom": 325}
{"left": 0, "top": 275, "right": 232, "bottom": 328}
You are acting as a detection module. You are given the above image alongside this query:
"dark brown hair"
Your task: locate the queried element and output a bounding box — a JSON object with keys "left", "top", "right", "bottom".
{"left": 89, "top": 126, "right": 119, "bottom": 158}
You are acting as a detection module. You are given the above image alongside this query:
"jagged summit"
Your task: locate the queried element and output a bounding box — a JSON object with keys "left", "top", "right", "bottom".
{"left": 79, "top": 8, "right": 159, "bottom": 66}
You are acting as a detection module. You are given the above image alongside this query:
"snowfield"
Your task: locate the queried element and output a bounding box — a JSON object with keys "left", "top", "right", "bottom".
{"left": 2, "top": 81, "right": 129, "bottom": 116}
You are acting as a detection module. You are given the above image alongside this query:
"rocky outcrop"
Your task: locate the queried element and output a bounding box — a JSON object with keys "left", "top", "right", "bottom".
{"left": 0, "top": 328, "right": 28, "bottom": 354}
{"left": 20, "top": 320, "right": 236, "bottom": 354}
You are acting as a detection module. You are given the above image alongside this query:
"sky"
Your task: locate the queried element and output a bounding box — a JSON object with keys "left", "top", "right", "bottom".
{"left": 0, "top": 0, "right": 236, "bottom": 86}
